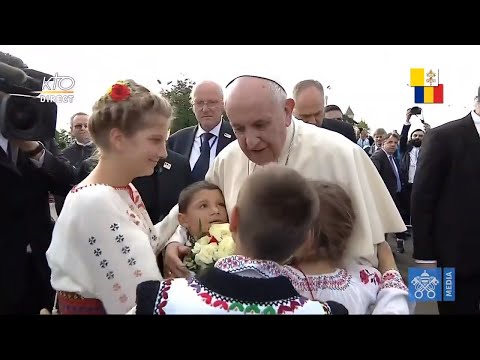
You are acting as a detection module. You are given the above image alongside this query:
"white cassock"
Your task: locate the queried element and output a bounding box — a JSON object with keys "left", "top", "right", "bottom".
{"left": 157, "top": 118, "right": 406, "bottom": 266}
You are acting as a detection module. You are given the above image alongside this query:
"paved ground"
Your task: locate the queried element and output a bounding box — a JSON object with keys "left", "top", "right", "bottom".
{"left": 386, "top": 234, "right": 439, "bottom": 315}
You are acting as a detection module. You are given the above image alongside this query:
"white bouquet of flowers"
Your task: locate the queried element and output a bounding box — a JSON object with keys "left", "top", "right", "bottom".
{"left": 183, "top": 223, "right": 235, "bottom": 273}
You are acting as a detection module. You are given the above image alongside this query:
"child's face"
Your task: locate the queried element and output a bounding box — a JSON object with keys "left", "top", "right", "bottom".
{"left": 179, "top": 189, "right": 228, "bottom": 238}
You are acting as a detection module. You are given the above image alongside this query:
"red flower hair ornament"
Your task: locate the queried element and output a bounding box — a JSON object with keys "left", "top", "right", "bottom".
{"left": 106, "top": 81, "right": 132, "bottom": 102}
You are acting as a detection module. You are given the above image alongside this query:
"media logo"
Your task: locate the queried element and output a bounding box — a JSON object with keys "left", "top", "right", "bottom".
{"left": 408, "top": 267, "right": 455, "bottom": 302}
{"left": 409, "top": 68, "right": 444, "bottom": 104}
{"left": 36, "top": 73, "right": 75, "bottom": 103}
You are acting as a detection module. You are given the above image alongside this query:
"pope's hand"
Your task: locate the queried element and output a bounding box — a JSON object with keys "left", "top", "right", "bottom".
{"left": 164, "top": 242, "right": 191, "bottom": 278}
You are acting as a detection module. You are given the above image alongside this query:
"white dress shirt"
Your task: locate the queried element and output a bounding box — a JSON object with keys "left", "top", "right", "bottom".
{"left": 189, "top": 120, "right": 222, "bottom": 170}
{"left": 0, "top": 132, "right": 45, "bottom": 167}
{"left": 408, "top": 146, "right": 420, "bottom": 184}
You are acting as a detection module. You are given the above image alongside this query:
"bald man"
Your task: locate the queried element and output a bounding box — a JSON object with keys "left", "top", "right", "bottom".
{"left": 167, "top": 80, "right": 236, "bottom": 182}
{"left": 158, "top": 75, "right": 406, "bottom": 277}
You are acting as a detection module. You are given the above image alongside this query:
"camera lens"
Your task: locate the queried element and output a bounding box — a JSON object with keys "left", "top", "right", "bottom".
{"left": 6, "top": 96, "right": 37, "bottom": 130}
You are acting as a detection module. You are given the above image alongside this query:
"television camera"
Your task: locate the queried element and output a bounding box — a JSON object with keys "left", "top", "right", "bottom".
{"left": 0, "top": 51, "right": 57, "bottom": 141}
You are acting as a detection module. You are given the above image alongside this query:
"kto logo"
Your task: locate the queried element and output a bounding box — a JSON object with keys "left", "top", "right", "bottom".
{"left": 408, "top": 267, "right": 455, "bottom": 302}
{"left": 38, "top": 73, "right": 75, "bottom": 103}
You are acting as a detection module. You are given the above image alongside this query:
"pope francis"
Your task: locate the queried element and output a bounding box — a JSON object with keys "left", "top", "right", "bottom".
{"left": 157, "top": 75, "right": 406, "bottom": 277}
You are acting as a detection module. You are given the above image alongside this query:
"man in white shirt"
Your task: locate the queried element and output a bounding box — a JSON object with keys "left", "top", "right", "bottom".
{"left": 158, "top": 75, "right": 406, "bottom": 277}
{"left": 411, "top": 90, "right": 480, "bottom": 314}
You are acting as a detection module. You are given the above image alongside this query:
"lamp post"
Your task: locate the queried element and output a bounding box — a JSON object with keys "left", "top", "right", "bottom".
{"left": 325, "top": 85, "right": 331, "bottom": 105}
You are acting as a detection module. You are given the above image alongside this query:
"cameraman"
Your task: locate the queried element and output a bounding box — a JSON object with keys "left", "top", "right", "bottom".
{"left": 1, "top": 123, "right": 77, "bottom": 315}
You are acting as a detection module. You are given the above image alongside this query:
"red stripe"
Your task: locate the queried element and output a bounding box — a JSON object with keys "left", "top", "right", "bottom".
{"left": 434, "top": 84, "right": 444, "bottom": 103}
{"left": 58, "top": 292, "right": 106, "bottom": 315}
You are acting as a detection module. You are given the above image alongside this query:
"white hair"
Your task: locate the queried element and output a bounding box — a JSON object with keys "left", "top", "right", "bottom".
{"left": 189, "top": 80, "right": 223, "bottom": 104}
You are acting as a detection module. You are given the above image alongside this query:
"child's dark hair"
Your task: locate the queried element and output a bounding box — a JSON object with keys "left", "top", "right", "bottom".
{"left": 236, "top": 165, "right": 319, "bottom": 264}
{"left": 178, "top": 181, "right": 222, "bottom": 213}
{"left": 300, "top": 181, "right": 356, "bottom": 264}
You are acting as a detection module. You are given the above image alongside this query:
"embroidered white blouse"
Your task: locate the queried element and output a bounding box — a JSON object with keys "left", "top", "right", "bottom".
{"left": 282, "top": 264, "right": 414, "bottom": 315}
{"left": 132, "top": 255, "right": 346, "bottom": 315}
{"left": 46, "top": 184, "right": 163, "bottom": 314}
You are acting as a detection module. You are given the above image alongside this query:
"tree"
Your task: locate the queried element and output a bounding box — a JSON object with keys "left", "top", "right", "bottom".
{"left": 55, "top": 128, "right": 73, "bottom": 150}
{"left": 159, "top": 78, "right": 197, "bottom": 134}
{"left": 356, "top": 119, "right": 370, "bottom": 132}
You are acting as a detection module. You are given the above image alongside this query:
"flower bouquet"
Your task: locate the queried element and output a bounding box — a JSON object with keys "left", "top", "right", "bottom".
{"left": 183, "top": 223, "right": 236, "bottom": 274}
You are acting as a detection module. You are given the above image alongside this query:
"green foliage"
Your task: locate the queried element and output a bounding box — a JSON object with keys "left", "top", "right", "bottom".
{"left": 55, "top": 128, "right": 73, "bottom": 150}
{"left": 356, "top": 119, "right": 370, "bottom": 132}
{"left": 159, "top": 78, "right": 197, "bottom": 134}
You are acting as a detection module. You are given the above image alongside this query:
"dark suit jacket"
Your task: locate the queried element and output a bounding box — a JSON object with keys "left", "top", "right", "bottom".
{"left": 0, "top": 145, "right": 76, "bottom": 314}
{"left": 411, "top": 114, "right": 480, "bottom": 277}
{"left": 370, "top": 149, "right": 400, "bottom": 199}
{"left": 167, "top": 120, "right": 236, "bottom": 160}
{"left": 55, "top": 142, "right": 96, "bottom": 215}
{"left": 132, "top": 150, "right": 193, "bottom": 222}
{"left": 321, "top": 118, "right": 357, "bottom": 143}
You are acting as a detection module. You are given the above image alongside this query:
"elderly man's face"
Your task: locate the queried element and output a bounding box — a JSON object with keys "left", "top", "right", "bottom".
{"left": 192, "top": 82, "right": 224, "bottom": 132}
{"left": 226, "top": 80, "right": 293, "bottom": 166}
{"left": 293, "top": 86, "right": 324, "bottom": 126}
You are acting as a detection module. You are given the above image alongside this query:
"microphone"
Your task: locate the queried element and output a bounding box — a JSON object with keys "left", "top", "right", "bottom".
{"left": 0, "top": 62, "right": 28, "bottom": 85}
{"left": 0, "top": 51, "right": 27, "bottom": 68}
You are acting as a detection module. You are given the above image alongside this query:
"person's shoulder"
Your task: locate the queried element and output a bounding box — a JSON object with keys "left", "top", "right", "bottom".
{"left": 214, "top": 137, "right": 241, "bottom": 161}
{"left": 62, "top": 143, "right": 76, "bottom": 154}
{"left": 297, "top": 119, "right": 358, "bottom": 153}
{"left": 324, "top": 118, "right": 354, "bottom": 132}
{"left": 346, "top": 263, "right": 382, "bottom": 287}
{"left": 68, "top": 183, "right": 125, "bottom": 209}
{"left": 166, "top": 149, "right": 189, "bottom": 165}
{"left": 135, "top": 278, "right": 190, "bottom": 314}
{"left": 169, "top": 125, "right": 197, "bottom": 140}
{"left": 370, "top": 148, "right": 384, "bottom": 160}
{"left": 428, "top": 114, "right": 471, "bottom": 137}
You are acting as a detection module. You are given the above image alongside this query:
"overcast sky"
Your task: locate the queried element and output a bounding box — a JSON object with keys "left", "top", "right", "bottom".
{"left": 1, "top": 45, "right": 479, "bottom": 133}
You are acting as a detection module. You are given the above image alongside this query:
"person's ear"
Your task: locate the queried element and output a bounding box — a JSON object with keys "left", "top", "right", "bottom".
{"left": 178, "top": 213, "right": 188, "bottom": 228}
{"left": 229, "top": 206, "right": 239, "bottom": 234}
{"left": 284, "top": 98, "right": 295, "bottom": 126}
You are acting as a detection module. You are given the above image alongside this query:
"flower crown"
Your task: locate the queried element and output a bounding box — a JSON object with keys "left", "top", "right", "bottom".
{"left": 105, "top": 80, "right": 132, "bottom": 102}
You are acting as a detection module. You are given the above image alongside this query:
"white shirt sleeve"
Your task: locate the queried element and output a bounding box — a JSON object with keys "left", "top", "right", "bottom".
{"left": 155, "top": 204, "right": 187, "bottom": 248}
{"left": 29, "top": 149, "right": 45, "bottom": 167}
{"left": 372, "top": 270, "right": 413, "bottom": 314}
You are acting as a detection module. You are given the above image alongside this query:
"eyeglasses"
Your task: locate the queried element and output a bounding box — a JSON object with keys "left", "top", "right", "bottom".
{"left": 74, "top": 124, "right": 88, "bottom": 130}
{"left": 193, "top": 100, "right": 221, "bottom": 109}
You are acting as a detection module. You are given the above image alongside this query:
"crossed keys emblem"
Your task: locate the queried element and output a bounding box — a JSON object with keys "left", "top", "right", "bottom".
{"left": 425, "top": 69, "right": 437, "bottom": 86}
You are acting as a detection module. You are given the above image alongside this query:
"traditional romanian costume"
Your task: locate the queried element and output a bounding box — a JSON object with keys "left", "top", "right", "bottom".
{"left": 46, "top": 184, "right": 164, "bottom": 314}
{"left": 134, "top": 255, "right": 348, "bottom": 315}
{"left": 282, "top": 264, "right": 413, "bottom": 314}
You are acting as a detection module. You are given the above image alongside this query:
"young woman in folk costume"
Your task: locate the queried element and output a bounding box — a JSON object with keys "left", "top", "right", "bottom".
{"left": 46, "top": 80, "right": 172, "bottom": 314}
